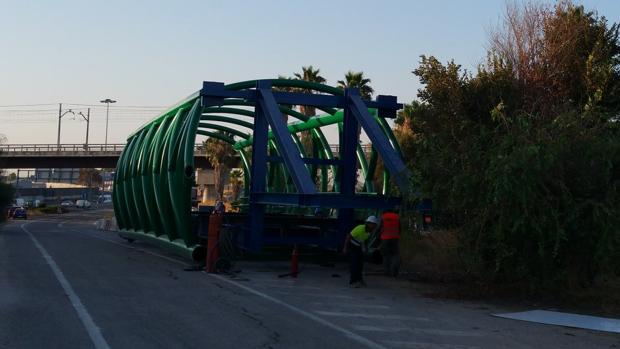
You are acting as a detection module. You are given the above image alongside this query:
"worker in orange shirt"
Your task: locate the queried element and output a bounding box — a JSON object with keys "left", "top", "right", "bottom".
{"left": 380, "top": 209, "right": 401, "bottom": 277}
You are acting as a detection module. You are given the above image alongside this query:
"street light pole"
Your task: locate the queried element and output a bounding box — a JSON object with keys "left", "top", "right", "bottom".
{"left": 77, "top": 108, "right": 90, "bottom": 148}
{"left": 56, "top": 103, "right": 75, "bottom": 149}
{"left": 100, "top": 98, "right": 116, "bottom": 147}
{"left": 57, "top": 103, "right": 61, "bottom": 149}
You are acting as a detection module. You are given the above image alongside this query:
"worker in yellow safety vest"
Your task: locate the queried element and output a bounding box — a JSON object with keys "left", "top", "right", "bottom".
{"left": 343, "top": 216, "right": 379, "bottom": 288}
{"left": 380, "top": 209, "right": 401, "bottom": 277}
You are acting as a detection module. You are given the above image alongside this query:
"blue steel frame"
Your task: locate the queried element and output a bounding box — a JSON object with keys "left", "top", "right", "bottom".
{"left": 200, "top": 80, "right": 408, "bottom": 251}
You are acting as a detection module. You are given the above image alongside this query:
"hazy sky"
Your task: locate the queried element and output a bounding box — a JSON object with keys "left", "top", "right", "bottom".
{"left": 1, "top": 0, "right": 618, "bottom": 144}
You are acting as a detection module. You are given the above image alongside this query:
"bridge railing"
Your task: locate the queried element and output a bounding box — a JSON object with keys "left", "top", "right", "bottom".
{"left": 0, "top": 144, "right": 126, "bottom": 153}
{"left": 0, "top": 143, "right": 374, "bottom": 156}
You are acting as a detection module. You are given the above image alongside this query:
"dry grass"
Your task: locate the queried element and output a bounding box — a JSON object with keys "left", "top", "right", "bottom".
{"left": 399, "top": 229, "right": 620, "bottom": 315}
{"left": 400, "top": 229, "right": 464, "bottom": 282}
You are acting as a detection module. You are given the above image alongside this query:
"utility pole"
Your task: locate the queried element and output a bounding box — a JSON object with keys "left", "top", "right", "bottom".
{"left": 86, "top": 108, "right": 90, "bottom": 146}
{"left": 78, "top": 108, "right": 90, "bottom": 148}
{"left": 56, "top": 103, "right": 75, "bottom": 149}
{"left": 100, "top": 98, "right": 116, "bottom": 147}
{"left": 57, "top": 103, "right": 61, "bottom": 149}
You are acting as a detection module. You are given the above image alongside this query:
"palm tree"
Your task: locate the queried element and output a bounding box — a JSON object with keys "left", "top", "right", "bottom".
{"left": 293, "top": 66, "right": 326, "bottom": 155}
{"left": 294, "top": 66, "right": 326, "bottom": 117}
{"left": 229, "top": 169, "right": 244, "bottom": 201}
{"left": 337, "top": 71, "right": 374, "bottom": 100}
{"left": 204, "top": 132, "right": 236, "bottom": 200}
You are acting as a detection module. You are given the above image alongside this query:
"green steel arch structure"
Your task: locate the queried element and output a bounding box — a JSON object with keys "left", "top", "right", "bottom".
{"left": 113, "top": 79, "right": 409, "bottom": 253}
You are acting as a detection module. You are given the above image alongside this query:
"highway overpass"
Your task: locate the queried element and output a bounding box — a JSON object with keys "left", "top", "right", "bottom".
{"left": 0, "top": 143, "right": 213, "bottom": 169}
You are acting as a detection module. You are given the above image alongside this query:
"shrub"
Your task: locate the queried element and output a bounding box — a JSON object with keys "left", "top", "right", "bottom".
{"left": 399, "top": 1, "right": 620, "bottom": 293}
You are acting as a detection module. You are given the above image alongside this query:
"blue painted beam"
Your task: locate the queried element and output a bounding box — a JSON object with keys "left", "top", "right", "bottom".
{"left": 256, "top": 81, "right": 317, "bottom": 195}
{"left": 248, "top": 89, "right": 269, "bottom": 251}
{"left": 200, "top": 80, "right": 402, "bottom": 117}
{"left": 337, "top": 88, "right": 360, "bottom": 242}
{"left": 251, "top": 193, "right": 401, "bottom": 209}
{"left": 348, "top": 90, "right": 411, "bottom": 192}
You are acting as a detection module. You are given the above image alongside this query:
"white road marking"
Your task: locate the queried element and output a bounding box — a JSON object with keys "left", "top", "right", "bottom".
{"left": 69, "top": 227, "right": 479, "bottom": 349}
{"left": 251, "top": 282, "right": 323, "bottom": 290}
{"left": 74, "top": 231, "right": 387, "bottom": 349}
{"left": 272, "top": 291, "right": 354, "bottom": 299}
{"left": 21, "top": 222, "right": 111, "bottom": 349}
{"left": 210, "top": 273, "right": 388, "bottom": 349}
{"left": 381, "top": 340, "right": 480, "bottom": 349}
{"left": 313, "top": 302, "right": 391, "bottom": 310}
{"left": 353, "top": 325, "right": 411, "bottom": 332}
{"left": 353, "top": 325, "right": 482, "bottom": 337}
{"left": 315, "top": 311, "right": 430, "bottom": 321}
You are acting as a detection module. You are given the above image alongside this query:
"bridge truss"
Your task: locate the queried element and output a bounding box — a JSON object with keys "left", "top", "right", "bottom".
{"left": 113, "top": 79, "right": 410, "bottom": 252}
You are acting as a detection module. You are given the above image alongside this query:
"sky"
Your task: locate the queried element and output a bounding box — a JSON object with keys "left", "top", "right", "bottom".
{"left": 0, "top": 0, "right": 618, "bottom": 145}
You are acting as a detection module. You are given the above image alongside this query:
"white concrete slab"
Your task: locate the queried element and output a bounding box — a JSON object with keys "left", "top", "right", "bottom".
{"left": 493, "top": 310, "right": 620, "bottom": 333}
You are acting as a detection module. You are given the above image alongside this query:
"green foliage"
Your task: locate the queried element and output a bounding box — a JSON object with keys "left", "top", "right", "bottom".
{"left": 400, "top": 1, "right": 620, "bottom": 293}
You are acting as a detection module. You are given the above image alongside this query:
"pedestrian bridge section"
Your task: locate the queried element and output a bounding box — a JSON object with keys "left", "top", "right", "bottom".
{"left": 114, "top": 79, "right": 410, "bottom": 253}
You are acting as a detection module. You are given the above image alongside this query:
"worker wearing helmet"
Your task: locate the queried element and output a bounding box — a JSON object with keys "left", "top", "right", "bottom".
{"left": 343, "top": 216, "right": 379, "bottom": 288}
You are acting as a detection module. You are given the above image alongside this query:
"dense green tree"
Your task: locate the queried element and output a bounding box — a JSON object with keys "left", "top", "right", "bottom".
{"left": 399, "top": 0, "right": 620, "bottom": 293}
{"left": 77, "top": 169, "right": 103, "bottom": 187}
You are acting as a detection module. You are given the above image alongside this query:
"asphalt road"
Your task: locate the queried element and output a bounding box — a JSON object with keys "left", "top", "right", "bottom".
{"left": 1, "top": 210, "right": 618, "bottom": 349}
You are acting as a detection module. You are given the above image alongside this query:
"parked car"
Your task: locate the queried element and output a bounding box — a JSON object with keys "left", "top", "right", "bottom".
{"left": 60, "top": 201, "right": 74, "bottom": 207}
{"left": 97, "top": 194, "right": 112, "bottom": 204}
{"left": 75, "top": 200, "right": 91, "bottom": 209}
{"left": 12, "top": 207, "right": 27, "bottom": 220}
